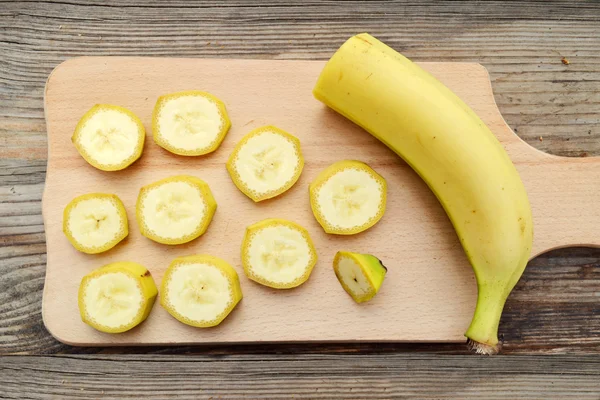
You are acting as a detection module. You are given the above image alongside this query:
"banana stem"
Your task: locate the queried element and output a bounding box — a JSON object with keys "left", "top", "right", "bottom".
{"left": 465, "top": 284, "right": 508, "bottom": 355}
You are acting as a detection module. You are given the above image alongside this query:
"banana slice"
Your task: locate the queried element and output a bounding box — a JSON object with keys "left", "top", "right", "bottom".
{"left": 152, "top": 90, "right": 231, "bottom": 156}
{"left": 309, "top": 160, "right": 387, "bottom": 235}
{"left": 78, "top": 261, "right": 158, "bottom": 333}
{"left": 63, "top": 193, "right": 128, "bottom": 254}
{"left": 136, "top": 175, "right": 217, "bottom": 245}
{"left": 72, "top": 104, "right": 145, "bottom": 171}
{"left": 242, "top": 218, "right": 317, "bottom": 289}
{"left": 227, "top": 126, "right": 304, "bottom": 202}
{"left": 333, "top": 251, "right": 387, "bottom": 303}
{"left": 161, "top": 255, "right": 243, "bottom": 327}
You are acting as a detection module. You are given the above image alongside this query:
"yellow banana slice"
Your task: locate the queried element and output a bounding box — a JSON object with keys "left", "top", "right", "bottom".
{"left": 152, "top": 90, "right": 231, "bottom": 156}
{"left": 241, "top": 218, "right": 317, "bottom": 289}
{"left": 226, "top": 126, "right": 304, "bottom": 202}
{"left": 63, "top": 193, "right": 128, "bottom": 254}
{"left": 160, "top": 255, "right": 243, "bottom": 327}
{"left": 72, "top": 104, "right": 145, "bottom": 171}
{"left": 78, "top": 261, "right": 158, "bottom": 333}
{"left": 309, "top": 160, "right": 387, "bottom": 235}
{"left": 136, "top": 175, "right": 217, "bottom": 245}
{"left": 333, "top": 251, "right": 387, "bottom": 303}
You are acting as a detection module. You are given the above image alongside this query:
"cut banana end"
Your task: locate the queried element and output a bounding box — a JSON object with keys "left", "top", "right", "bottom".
{"left": 161, "top": 255, "right": 243, "bottom": 327}
{"left": 309, "top": 160, "right": 387, "bottom": 235}
{"left": 63, "top": 193, "right": 128, "bottom": 254}
{"left": 136, "top": 175, "right": 217, "bottom": 245}
{"left": 78, "top": 262, "right": 158, "bottom": 333}
{"left": 242, "top": 219, "right": 317, "bottom": 289}
{"left": 226, "top": 125, "right": 304, "bottom": 202}
{"left": 333, "top": 251, "right": 387, "bottom": 303}
{"left": 152, "top": 91, "right": 231, "bottom": 156}
{"left": 72, "top": 104, "right": 145, "bottom": 171}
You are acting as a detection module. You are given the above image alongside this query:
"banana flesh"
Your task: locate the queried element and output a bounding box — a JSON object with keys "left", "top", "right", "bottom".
{"left": 333, "top": 251, "right": 387, "bottom": 303}
{"left": 242, "top": 219, "right": 317, "bottom": 289}
{"left": 152, "top": 90, "right": 231, "bottom": 156}
{"left": 227, "top": 125, "right": 304, "bottom": 202}
{"left": 314, "top": 33, "right": 533, "bottom": 354}
{"left": 161, "top": 255, "right": 242, "bottom": 327}
{"left": 310, "top": 160, "right": 386, "bottom": 235}
{"left": 78, "top": 261, "right": 158, "bottom": 333}
{"left": 72, "top": 104, "right": 145, "bottom": 171}
{"left": 136, "top": 175, "right": 217, "bottom": 245}
{"left": 63, "top": 193, "right": 128, "bottom": 254}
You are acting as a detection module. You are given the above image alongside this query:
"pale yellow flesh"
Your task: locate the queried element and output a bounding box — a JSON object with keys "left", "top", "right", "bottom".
{"left": 247, "top": 225, "right": 312, "bottom": 285}
{"left": 316, "top": 167, "right": 384, "bottom": 231}
{"left": 156, "top": 95, "right": 224, "bottom": 152}
{"left": 162, "top": 263, "right": 233, "bottom": 325}
{"left": 336, "top": 256, "right": 373, "bottom": 298}
{"left": 81, "top": 272, "right": 143, "bottom": 330}
{"left": 314, "top": 33, "right": 533, "bottom": 350}
{"left": 77, "top": 108, "right": 141, "bottom": 166}
{"left": 66, "top": 197, "right": 123, "bottom": 249}
{"left": 139, "top": 181, "right": 207, "bottom": 240}
{"left": 233, "top": 131, "right": 300, "bottom": 197}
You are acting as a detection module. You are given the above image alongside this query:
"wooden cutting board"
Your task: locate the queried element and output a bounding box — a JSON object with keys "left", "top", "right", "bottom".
{"left": 42, "top": 57, "right": 600, "bottom": 346}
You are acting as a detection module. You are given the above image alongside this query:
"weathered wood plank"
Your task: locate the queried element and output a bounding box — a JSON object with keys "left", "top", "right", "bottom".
{"left": 1, "top": 354, "right": 600, "bottom": 399}
{"left": 0, "top": 0, "right": 599, "bottom": 355}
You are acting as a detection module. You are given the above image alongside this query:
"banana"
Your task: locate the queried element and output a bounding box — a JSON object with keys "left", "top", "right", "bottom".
{"left": 314, "top": 33, "right": 533, "bottom": 354}
{"left": 152, "top": 90, "right": 231, "bottom": 156}
{"left": 309, "top": 160, "right": 387, "bottom": 235}
{"left": 63, "top": 193, "right": 128, "bottom": 254}
{"left": 333, "top": 251, "right": 387, "bottom": 303}
{"left": 72, "top": 104, "right": 145, "bottom": 171}
{"left": 78, "top": 261, "right": 158, "bottom": 333}
{"left": 136, "top": 175, "right": 217, "bottom": 245}
{"left": 241, "top": 218, "right": 317, "bottom": 289}
{"left": 160, "top": 255, "right": 243, "bottom": 327}
{"left": 227, "top": 125, "right": 304, "bottom": 202}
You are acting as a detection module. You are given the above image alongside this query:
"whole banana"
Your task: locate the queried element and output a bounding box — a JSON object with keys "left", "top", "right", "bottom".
{"left": 314, "top": 33, "right": 533, "bottom": 354}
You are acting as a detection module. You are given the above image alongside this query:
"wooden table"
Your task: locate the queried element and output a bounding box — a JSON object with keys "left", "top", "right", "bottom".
{"left": 1, "top": 1, "right": 599, "bottom": 398}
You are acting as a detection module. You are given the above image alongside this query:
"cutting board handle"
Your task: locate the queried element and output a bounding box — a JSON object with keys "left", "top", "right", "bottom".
{"left": 525, "top": 151, "right": 600, "bottom": 257}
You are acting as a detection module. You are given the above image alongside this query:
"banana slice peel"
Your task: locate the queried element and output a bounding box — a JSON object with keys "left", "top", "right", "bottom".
{"left": 72, "top": 104, "right": 145, "bottom": 171}
{"left": 242, "top": 218, "right": 317, "bottom": 289}
{"left": 161, "top": 255, "right": 243, "bottom": 327}
{"left": 136, "top": 175, "right": 217, "bottom": 245}
{"left": 333, "top": 251, "right": 387, "bottom": 303}
{"left": 227, "top": 126, "right": 304, "bottom": 202}
{"left": 152, "top": 91, "right": 231, "bottom": 156}
{"left": 310, "top": 160, "right": 387, "bottom": 235}
{"left": 63, "top": 193, "right": 128, "bottom": 254}
{"left": 78, "top": 261, "right": 158, "bottom": 333}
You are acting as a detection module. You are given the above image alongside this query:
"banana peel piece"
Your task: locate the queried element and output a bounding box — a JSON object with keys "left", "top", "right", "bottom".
{"left": 333, "top": 251, "right": 387, "bottom": 303}
{"left": 136, "top": 175, "right": 217, "bottom": 245}
{"left": 78, "top": 261, "right": 158, "bottom": 333}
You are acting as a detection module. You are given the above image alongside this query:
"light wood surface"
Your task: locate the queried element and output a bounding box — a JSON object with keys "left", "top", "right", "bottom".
{"left": 41, "top": 57, "right": 600, "bottom": 346}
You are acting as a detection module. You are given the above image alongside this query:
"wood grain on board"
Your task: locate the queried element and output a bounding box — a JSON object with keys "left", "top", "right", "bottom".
{"left": 1, "top": 0, "right": 599, "bottom": 357}
{"left": 41, "top": 57, "right": 600, "bottom": 346}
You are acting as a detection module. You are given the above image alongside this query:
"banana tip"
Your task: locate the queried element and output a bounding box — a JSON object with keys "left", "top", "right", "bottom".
{"left": 466, "top": 338, "right": 502, "bottom": 355}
